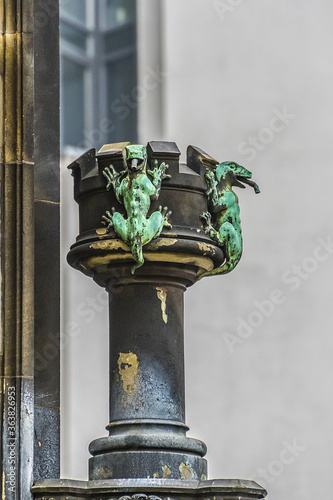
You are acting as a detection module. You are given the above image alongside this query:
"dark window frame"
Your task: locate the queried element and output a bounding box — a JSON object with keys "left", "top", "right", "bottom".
{"left": 60, "top": 0, "right": 137, "bottom": 151}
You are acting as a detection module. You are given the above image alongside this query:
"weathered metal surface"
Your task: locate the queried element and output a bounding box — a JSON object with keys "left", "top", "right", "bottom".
{"left": 89, "top": 451, "right": 207, "bottom": 481}
{"left": 108, "top": 284, "right": 185, "bottom": 422}
{"left": 56, "top": 141, "right": 265, "bottom": 499}
{"left": 200, "top": 161, "right": 259, "bottom": 277}
{"left": 88, "top": 283, "right": 207, "bottom": 480}
{"left": 102, "top": 145, "right": 172, "bottom": 273}
{"left": 67, "top": 141, "right": 225, "bottom": 286}
{"left": 31, "top": 478, "right": 267, "bottom": 499}
{"left": 67, "top": 141, "right": 258, "bottom": 282}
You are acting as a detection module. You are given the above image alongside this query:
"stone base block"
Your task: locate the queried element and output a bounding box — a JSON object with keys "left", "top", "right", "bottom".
{"left": 89, "top": 450, "right": 207, "bottom": 481}
{"left": 32, "top": 478, "right": 267, "bottom": 500}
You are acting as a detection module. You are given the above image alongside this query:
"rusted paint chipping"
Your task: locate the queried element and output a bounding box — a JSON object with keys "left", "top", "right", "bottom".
{"left": 156, "top": 287, "right": 168, "bottom": 324}
{"left": 197, "top": 242, "right": 214, "bottom": 253}
{"left": 83, "top": 252, "right": 214, "bottom": 272}
{"left": 117, "top": 352, "right": 139, "bottom": 393}
{"left": 90, "top": 239, "right": 130, "bottom": 251}
{"left": 179, "top": 462, "right": 194, "bottom": 480}
{"left": 149, "top": 238, "right": 178, "bottom": 250}
{"left": 162, "top": 464, "right": 172, "bottom": 478}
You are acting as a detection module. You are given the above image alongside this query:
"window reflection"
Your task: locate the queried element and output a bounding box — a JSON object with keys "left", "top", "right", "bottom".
{"left": 105, "top": 0, "right": 136, "bottom": 29}
{"left": 60, "top": 0, "right": 87, "bottom": 23}
{"left": 107, "top": 55, "right": 137, "bottom": 143}
{"left": 61, "top": 58, "right": 85, "bottom": 147}
{"left": 60, "top": 0, "right": 137, "bottom": 151}
{"left": 60, "top": 22, "right": 87, "bottom": 52}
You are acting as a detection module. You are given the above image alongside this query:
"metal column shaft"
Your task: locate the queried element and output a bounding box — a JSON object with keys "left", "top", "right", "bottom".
{"left": 89, "top": 280, "right": 207, "bottom": 480}
{"left": 109, "top": 283, "right": 185, "bottom": 423}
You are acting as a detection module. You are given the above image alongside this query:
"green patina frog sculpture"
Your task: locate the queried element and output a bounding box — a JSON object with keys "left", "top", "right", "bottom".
{"left": 200, "top": 161, "right": 259, "bottom": 278}
{"left": 102, "top": 144, "right": 172, "bottom": 274}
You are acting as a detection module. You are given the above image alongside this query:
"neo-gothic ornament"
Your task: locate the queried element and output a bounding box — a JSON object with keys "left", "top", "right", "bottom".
{"left": 200, "top": 161, "right": 259, "bottom": 278}
{"left": 102, "top": 144, "right": 172, "bottom": 273}
{"left": 33, "top": 141, "right": 266, "bottom": 498}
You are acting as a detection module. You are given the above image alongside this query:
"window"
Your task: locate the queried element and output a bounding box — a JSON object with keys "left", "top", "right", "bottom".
{"left": 60, "top": 0, "right": 137, "bottom": 152}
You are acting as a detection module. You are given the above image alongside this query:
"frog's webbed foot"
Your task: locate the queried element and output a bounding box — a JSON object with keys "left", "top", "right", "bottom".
{"left": 200, "top": 211, "right": 220, "bottom": 243}
{"left": 102, "top": 207, "right": 116, "bottom": 232}
{"left": 103, "top": 165, "right": 119, "bottom": 191}
{"left": 157, "top": 161, "right": 171, "bottom": 181}
{"left": 148, "top": 160, "right": 171, "bottom": 182}
{"left": 205, "top": 170, "right": 217, "bottom": 192}
{"left": 159, "top": 205, "right": 172, "bottom": 229}
{"left": 205, "top": 170, "right": 215, "bottom": 185}
{"left": 200, "top": 211, "right": 213, "bottom": 232}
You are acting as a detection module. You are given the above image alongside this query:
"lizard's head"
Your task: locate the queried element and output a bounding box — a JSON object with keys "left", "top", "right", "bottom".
{"left": 125, "top": 145, "right": 147, "bottom": 172}
{"left": 218, "top": 161, "right": 260, "bottom": 193}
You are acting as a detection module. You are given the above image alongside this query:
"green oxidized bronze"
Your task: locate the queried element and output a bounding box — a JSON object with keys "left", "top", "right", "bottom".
{"left": 102, "top": 144, "right": 172, "bottom": 273}
{"left": 200, "top": 161, "right": 260, "bottom": 278}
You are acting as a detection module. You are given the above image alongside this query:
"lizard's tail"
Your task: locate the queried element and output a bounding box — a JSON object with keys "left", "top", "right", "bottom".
{"left": 196, "top": 254, "right": 241, "bottom": 281}
{"left": 131, "top": 242, "right": 144, "bottom": 274}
